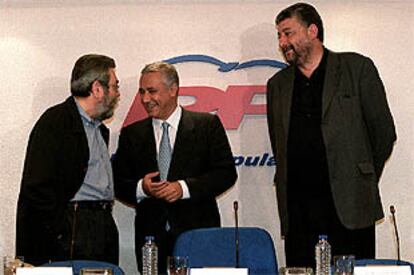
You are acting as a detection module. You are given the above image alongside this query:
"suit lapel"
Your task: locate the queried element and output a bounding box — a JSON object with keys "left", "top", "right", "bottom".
{"left": 279, "top": 67, "right": 295, "bottom": 140}
{"left": 141, "top": 118, "right": 158, "bottom": 169}
{"left": 322, "top": 51, "right": 341, "bottom": 118}
{"left": 168, "top": 109, "right": 194, "bottom": 179}
{"left": 277, "top": 52, "right": 341, "bottom": 134}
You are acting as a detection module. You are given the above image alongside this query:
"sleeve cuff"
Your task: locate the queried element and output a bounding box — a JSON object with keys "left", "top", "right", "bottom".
{"left": 136, "top": 179, "right": 148, "bottom": 203}
{"left": 179, "top": 180, "right": 190, "bottom": 199}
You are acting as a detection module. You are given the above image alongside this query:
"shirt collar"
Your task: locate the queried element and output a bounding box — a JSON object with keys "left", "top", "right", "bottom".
{"left": 152, "top": 105, "right": 182, "bottom": 130}
{"left": 295, "top": 47, "right": 328, "bottom": 80}
{"left": 74, "top": 97, "right": 101, "bottom": 128}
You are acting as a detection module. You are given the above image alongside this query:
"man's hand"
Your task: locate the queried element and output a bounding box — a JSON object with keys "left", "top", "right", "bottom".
{"left": 142, "top": 171, "right": 168, "bottom": 196}
{"left": 154, "top": 181, "right": 183, "bottom": 203}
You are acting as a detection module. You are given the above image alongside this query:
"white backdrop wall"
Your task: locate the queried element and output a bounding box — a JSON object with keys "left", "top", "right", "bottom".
{"left": 0, "top": 1, "right": 413, "bottom": 274}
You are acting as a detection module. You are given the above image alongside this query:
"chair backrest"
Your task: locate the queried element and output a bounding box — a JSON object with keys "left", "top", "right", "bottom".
{"left": 173, "top": 227, "right": 278, "bottom": 275}
{"left": 356, "top": 259, "right": 413, "bottom": 275}
{"left": 42, "top": 260, "right": 125, "bottom": 275}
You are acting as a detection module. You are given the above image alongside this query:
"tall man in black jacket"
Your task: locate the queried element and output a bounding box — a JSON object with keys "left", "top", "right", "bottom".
{"left": 16, "top": 54, "right": 120, "bottom": 265}
{"left": 266, "top": 3, "right": 396, "bottom": 267}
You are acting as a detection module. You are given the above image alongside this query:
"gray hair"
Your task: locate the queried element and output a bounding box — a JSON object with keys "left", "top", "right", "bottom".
{"left": 141, "top": 61, "right": 179, "bottom": 89}
{"left": 71, "top": 54, "right": 116, "bottom": 97}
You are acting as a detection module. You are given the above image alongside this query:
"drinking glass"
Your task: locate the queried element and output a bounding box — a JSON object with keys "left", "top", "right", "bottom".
{"left": 334, "top": 255, "right": 355, "bottom": 275}
{"left": 279, "top": 267, "right": 313, "bottom": 275}
{"left": 167, "top": 256, "right": 188, "bottom": 275}
{"left": 3, "top": 256, "right": 24, "bottom": 275}
{"left": 80, "top": 268, "right": 113, "bottom": 275}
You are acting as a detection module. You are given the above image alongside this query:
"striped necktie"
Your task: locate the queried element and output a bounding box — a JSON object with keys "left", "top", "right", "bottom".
{"left": 158, "top": 122, "right": 172, "bottom": 181}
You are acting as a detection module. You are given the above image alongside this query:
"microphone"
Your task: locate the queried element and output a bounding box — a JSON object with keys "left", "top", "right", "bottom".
{"left": 233, "top": 201, "right": 240, "bottom": 268}
{"left": 390, "top": 205, "right": 401, "bottom": 263}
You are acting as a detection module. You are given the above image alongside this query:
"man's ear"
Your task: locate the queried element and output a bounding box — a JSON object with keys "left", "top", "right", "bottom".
{"left": 91, "top": 80, "right": 103, "bottom": 99}
{"left": 308, "top": 23, "right": 319, "bottom": 40}
{"left": 170, "top": 83, "right": 179, "bottom": 97}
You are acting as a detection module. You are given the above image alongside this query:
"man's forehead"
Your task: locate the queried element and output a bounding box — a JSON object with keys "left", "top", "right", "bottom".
{"left": 277, "top": 16, "right": 305, "bottom": 30}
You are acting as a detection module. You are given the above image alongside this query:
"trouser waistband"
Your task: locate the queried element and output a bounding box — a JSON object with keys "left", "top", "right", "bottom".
{"left": 68, "top": 200, "right": 113, "bottom": 211}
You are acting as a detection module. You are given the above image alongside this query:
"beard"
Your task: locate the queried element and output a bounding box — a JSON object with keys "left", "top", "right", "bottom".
{"left": 281, "top": 39, "right": 312, "bottom": 66}
{"left": 96, "top": 93, "right": 119, "bottom": 121}
{"left": 282, "top": 45, "right": 299, "bottom": 65}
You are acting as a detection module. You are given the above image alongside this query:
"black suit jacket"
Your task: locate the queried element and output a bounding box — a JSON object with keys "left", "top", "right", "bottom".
{"left": 267, "top": 50, "right": 396, "bottom": 235}
{"left": 16, "top": 96, "right": 109, "bottom": 265}
{"left": 113, "top": 109, "right": 237, "bottom": 264}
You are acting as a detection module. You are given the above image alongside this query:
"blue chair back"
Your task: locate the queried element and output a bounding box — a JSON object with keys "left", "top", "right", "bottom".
{"left": 356, "top": 259, "right": 413, "bottom": 275}
{"left": 173, "top": 227, "right": 278, "bottom": 275}
{"left": 42, "top": 260, "right": 125, "bottom": 275}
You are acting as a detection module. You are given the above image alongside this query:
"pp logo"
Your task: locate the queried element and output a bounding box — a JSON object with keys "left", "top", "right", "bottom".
{"left": 123, "top": 54, "right": 286, "bottom": 130}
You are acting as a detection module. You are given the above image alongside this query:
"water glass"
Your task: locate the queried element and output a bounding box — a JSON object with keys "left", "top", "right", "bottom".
{"left": 334, "top": 255, "right": 355, "bottom": 275}
{"left": 279, "top": 267, "right": 313, "bottom": 275}
{"left": 80, "top": 268, "right": 113, "bottom": 275}
{"left": 3, "top": 256, "right": 24, "bottom": 275}
{"left": 167, "top": 256, "right": 188, "bottom": 275}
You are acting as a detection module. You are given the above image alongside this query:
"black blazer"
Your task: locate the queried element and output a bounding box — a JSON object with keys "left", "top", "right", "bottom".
{"left": 113, "top": 108, "right": 237, "bottom": 244}
{"left": 267, "top": 50, "right": 396, "bottom": 235}
{"left": 16, "top": 96, "right": 109, "bottom": 265}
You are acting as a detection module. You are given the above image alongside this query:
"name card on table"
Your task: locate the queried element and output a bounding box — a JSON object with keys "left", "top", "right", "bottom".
{"left": 16, "top": 267, "right": 73, "bottom": 275}
{"left": 190, "top": 267, "right": 248, "bottom": 275}
{"left": 354, "top": 265, "right": 411, "bottom": 275}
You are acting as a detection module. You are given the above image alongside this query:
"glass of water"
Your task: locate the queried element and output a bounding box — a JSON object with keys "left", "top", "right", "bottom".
{"left": 80, "top": 268, "right": 113, "bottom": 275}
{"left": 167, "top": 256, "right": 188, "bottom": 275}
{"left": 3, "top": 256, "right": 24, "bottom": 275}
{"left": 279, "top": 267, "right": 314, "bottom": 275}
{"left": 334, "top": 255, "right": 355, "bottom": 275}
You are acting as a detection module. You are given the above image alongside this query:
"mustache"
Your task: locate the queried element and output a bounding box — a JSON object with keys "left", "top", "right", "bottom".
{"left": 281, "top": 44, "right": 295, "bottom": 54}
{"left": 110, "top": 96, "right": 120, "bottom": 107}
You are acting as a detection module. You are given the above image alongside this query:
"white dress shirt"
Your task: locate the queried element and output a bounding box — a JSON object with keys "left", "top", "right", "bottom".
{"left": 136, "top": 106, "right": 190, "bottom": 201}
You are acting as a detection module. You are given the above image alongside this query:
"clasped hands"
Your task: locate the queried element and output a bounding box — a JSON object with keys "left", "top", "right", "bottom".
{"left": 142, "top": 171, "right": 183, "bottom": 203}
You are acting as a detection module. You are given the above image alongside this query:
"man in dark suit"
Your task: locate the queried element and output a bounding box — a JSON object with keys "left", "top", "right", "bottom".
{"left": 266, "top": 3, "right": 396, "bottom": 268}
{"left": 113, "top": 61, "right": 237, "bottom": 273}
{"left": 16, "top": 54, "right": 120, "bottom": 265}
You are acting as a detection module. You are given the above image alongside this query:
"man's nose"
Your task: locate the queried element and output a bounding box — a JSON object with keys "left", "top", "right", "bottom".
{"left": 279, "top": 35, "right": 288, "bottom": 48}
{"left": 140, "top": 90, "right": 150, "bottom": 102}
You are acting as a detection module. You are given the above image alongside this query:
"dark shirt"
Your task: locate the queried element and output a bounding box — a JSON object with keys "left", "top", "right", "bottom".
{"left": 287, "top": 49, "right": 331, "bottom": 199}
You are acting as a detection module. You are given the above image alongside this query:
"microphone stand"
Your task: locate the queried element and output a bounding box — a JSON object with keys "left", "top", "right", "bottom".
{"left": 390, "top": 205, "right": 401, "bottom": 264}
{"left": 234, "top": 201, "right": 240, "bottom": 268}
